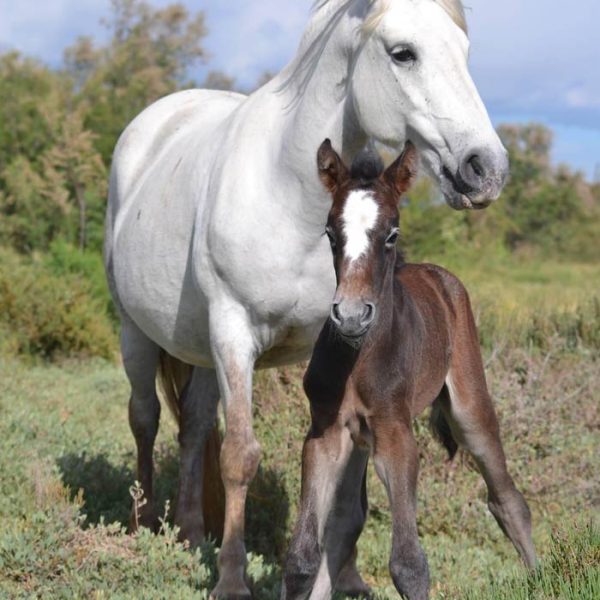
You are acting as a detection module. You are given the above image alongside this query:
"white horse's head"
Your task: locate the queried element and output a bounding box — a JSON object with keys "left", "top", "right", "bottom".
{"left": 349, "top": 0, "right": 507, "bottom": 209}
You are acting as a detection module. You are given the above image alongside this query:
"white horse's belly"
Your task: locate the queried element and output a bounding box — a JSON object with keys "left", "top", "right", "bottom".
{"left": 108, "top": 89, "right": 245, "bottom": 364}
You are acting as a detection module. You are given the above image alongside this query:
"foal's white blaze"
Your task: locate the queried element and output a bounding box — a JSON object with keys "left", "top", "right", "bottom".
{"left": 342, "top": 190, "right": 379, "bottom": 263}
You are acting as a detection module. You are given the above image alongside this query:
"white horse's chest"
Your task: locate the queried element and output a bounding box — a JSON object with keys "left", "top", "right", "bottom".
{"left": 205, "top": 217, "right": 336, "bottom": 366}
{"left": 258, "top": 246, "right": 336, "bottom": 366}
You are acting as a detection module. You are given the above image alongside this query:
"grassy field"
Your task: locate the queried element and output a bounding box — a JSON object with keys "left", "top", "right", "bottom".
{"left": 0, "top": 257, "right": 598, "bottom": 598}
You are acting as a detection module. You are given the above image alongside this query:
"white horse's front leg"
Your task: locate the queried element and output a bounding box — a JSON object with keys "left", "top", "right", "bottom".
{"left": 209, "top": 306, "right": 260, "bottom": 600}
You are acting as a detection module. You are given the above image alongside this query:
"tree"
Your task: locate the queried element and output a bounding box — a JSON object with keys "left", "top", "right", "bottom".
{"left": 42, "top": 111, "right": 107, "bottom": 251}
{"left": 65, "top": 0, "right": 208, "bottom": 163}
{"left": 0, "top": 52, "right": 67, "bottom": 183}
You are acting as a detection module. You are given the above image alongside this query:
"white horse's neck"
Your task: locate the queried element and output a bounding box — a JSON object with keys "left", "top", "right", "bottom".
{"left": 254, "top": 1, "right": 371, "bottom": 228}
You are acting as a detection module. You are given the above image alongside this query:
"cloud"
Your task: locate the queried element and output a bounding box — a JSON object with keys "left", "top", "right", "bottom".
{"left": 0, "top": 0, "right": 108, "bottom": 63}
{"left": 565, "top": 87, "right": 600, "bottom": 110}
{"left": 197, "top": 1, "right": 311, "bottom": 87}
{"left": 466, "top": 0, "right": 600, "bottom": 131}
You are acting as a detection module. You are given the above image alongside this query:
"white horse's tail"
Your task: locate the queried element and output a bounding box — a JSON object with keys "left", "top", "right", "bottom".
{"left": 157, "top": 350, "right": 225, "bottom": 541}
{"left": 158, "top": 349, "right": 193, "bottom": 423}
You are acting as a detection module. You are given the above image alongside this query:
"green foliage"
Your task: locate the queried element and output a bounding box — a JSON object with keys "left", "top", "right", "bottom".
{"left": 462, "top": 522, "right": 599, "bottom": 600}
{"left": 0, "top": 248, "right": 116, "bottom": 359}
{"left": 0, "top": 0, "right": 205, "bottom": 257}
{"left": 0, "top": 52, "right": 65, "bottom": 175}
{"left": 67, "top": 0, "right": 208, "bottom": 162}
{"left": 398, "top": 123, "right": 600, "bottom": 265}
{"left": 44, "top": 239, "right": 116, "bottom": 321}
{"left": 435, "top": 254, "right": 600, "bottom": 353}
{"left": 0, "top": 155, "right": 67, "bottom": 252}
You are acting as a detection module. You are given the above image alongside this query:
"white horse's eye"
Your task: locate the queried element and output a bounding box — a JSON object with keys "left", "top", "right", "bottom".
{"left": 390, "top": 47, "right": 417, "bottom": 64}
{"left": 385, "top": 228, "right": 400, "bottom": 248}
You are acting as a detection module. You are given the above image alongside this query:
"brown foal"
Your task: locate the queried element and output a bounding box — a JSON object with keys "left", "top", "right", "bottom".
{"left": 282, "top": 140, "right": 536, "bottom": 599}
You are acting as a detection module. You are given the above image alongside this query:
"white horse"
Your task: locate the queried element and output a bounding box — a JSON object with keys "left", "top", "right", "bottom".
{"left": 105, "top": 1, "right": 508, "bottom": 597}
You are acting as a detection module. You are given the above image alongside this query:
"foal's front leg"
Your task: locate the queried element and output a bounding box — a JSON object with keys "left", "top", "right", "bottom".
{"left": 372, "top": 418, "right": 429, "bottom": 600}
{"left": 283, "top": 423, "right": 369, "bottom": 600}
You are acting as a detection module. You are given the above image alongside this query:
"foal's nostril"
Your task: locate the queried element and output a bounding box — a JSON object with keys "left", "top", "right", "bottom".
{"left": 362, "top": 302, "right": 376, "bottom": 326}
{"left": 331, "top": 302, "right": 342, "bottom": 325}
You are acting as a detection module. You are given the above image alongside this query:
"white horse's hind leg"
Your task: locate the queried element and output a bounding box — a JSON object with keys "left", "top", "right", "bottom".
{"left": 209, "top": 308, "right": 260, "bottom": 599}
{"left": 121, "top": 316, "right": 161, "bottom": 531}
{"left": 174, "top": 366, "right": 220, "bottom": 547}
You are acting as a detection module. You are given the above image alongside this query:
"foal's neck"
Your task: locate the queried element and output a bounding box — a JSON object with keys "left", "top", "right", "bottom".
{"left": 372, "top": 253, "right": 406, "bottom": 341}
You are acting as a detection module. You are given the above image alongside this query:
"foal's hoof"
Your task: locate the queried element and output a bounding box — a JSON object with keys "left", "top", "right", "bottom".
{"left": 335, "top": 572, "right": 373, "bottom": 598}
{"left": 175, "top": 520, "right": 205, "bottom": 550}
{"left": 209, "top": 591, "right": 252, "bottom": 600}
{"left": 209, "top": 580, "right": 252, "bottom": 600}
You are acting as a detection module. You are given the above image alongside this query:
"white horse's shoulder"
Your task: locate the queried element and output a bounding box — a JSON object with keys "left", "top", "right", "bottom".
{"left": 110, "top": 89, "right": 246, "bottom": 209}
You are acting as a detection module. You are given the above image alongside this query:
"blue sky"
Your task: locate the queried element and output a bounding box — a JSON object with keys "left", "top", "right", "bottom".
{"left": 1, "top": 0, "right": 598, "bottom": 180}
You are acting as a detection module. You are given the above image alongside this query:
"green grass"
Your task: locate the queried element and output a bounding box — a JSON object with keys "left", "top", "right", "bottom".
{"left": 0, "top": 345, "right": 597, "bottom": 598}
{"left": 428, "top": 253, "right": 600, "bottom": 352}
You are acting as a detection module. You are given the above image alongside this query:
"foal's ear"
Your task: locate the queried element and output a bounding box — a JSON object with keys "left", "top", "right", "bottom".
{"left": 317, "top": 139, "right": 349, "bottom": 194}
{"left": 383, "top": 141, "right": 418, "bottom": 202}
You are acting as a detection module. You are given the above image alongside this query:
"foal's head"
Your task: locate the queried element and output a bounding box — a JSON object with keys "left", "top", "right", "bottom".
{"left": 317, "top": 139, "right": 417, "bottom": 343}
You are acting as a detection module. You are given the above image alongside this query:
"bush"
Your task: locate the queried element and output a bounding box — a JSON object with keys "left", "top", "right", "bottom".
{"left": 0, "top": 247, "right": 116, "bottom": 359}
{"left": 44, "top": 239, "right": 116, "bottom": 321}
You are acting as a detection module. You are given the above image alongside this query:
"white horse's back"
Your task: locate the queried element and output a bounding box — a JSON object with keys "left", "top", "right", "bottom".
{"left": 108, "top": 89, "right": 245, "bottom": 216}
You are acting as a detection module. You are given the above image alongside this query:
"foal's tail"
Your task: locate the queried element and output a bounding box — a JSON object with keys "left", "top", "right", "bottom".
{"left": 157, "top": 350, "right": 225, "bottom": 542}
{"left": 430, "top": 387, "right": 458, "bottom": 461}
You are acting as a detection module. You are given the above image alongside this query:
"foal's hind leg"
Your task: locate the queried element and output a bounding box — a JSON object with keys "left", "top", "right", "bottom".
{"left": 121, "top": 317, "right": 161, "bottom": 531}
{"left": 174, "top": 366, "right": 220, "bottom": 547}
{"left": 441, "top": 357, "right": 537, "bottom": 568}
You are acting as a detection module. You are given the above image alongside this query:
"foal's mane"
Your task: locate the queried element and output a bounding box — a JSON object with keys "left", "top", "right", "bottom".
{"left": 350, "top": 144, "right": 384, "bottom": 183}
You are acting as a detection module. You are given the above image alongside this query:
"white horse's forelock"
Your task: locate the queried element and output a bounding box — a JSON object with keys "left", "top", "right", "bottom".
{"left": 361, "top": 0, "right": 468, "bottom": 36}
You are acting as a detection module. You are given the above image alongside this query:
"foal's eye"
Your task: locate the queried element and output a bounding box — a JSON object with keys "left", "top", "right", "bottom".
{"left": 385, "top": 228, "right": 400, "bottom": 249}
{"left": 391, "top": 48, "right": 417, "bottom": 64}
{"left": 325, "top": 226, "right": 337, "bottom": 249}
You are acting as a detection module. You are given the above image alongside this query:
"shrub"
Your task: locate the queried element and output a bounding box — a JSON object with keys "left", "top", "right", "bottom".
{"left": 0, "top": 247, "right": 116, "bottom": 359}
{"left": 44, "top": 239, "right": 116, "bottom": 321}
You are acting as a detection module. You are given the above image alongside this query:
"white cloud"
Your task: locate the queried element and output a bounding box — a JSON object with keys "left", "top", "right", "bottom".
{"left": 199, "top": 0, "right": 311, "bottom": 87}
{"left": 565, "top": 87, "right": 600, "bottom": 110}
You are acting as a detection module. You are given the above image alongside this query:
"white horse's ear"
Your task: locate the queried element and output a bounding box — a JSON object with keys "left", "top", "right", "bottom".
{"left": 317, "top": 139, "right": 348, "bottom": 193}
{"left": 383, "top": 141, "right": 418, "bottom": 203}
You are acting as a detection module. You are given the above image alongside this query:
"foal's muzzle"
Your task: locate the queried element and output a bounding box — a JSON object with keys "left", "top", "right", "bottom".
{"left": 330, "top": 299, "right": 376, "bottom": 340}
